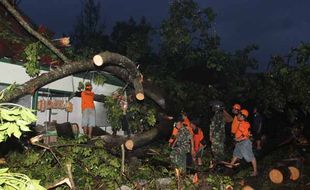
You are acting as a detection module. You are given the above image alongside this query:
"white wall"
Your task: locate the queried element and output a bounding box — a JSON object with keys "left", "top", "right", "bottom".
{"left": 0, "top": 60, "right": 120, "bottom": 133}
{"left": 36, "top": 97, "right": 111, "bottom": 133}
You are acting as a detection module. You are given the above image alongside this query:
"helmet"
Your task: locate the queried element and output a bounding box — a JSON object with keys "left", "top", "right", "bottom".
{"left": 233, "top": 104, "right": 241, "bottom": 110}
{"left": 240, "top": 109, "right": 249, "bottom": 118}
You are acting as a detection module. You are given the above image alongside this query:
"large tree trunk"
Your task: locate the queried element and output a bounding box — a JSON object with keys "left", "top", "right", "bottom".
{"left": 125, "top": 127, "right": 159, "bottom": 150}
{"left": 0, "top": 0, "right": 70, "bottom": 63}
{"left": 124, "top": 115, "right": 173, "bottom": 150}
{"left": 89, "top": 115, "right": 173, "bottom": 150}
{"left": 0, "top": 53, "right": 143, "bottom": 103}
{"left": 0, "top": 0, "right": 167, "bottom": 149}
{"left": 103, "top": 66, "right": 166, "bottom": 109}
{"left": 0, "top": 60, "right": 165, "bottom": 108}
{"left": 0, "top": 0, "right": 166, "bottom": 108}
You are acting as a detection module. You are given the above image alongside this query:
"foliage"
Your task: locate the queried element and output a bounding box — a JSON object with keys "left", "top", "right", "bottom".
{"left": 23, "top": 42, "right": 41, "bottom": 77}
{"left": 104, "top": 96, "right": 123, "bottom": 131}
{"left": 77, "top": 81, "right": 85, "bottom": 91}
{"left": 70, "top": 0, "right": 110, "bottom": 59}
{"left": 92, "top": 72, "right": 106, "bottom": 86}
{"left": 160, "top": 0, "right": 219, "bottom": 72}
{"left": 0, "top": 85, "right": 37, "bottom": 142}
{"left": 0, "top": 85, "right": 44, "bottom": 189}
{"left": 0, "top": 168, "right": 46, "bottom": 190}
{"left": 111, "top": 17, "right": 153, "bottom": 63}
{"left": 205, "top": 174, "right": 233, "bottom": 190}
{"left": 247, "top": 43, "right": 310, "bottom": 122}
{"left": 127, "top": 103, "right": 157, "bottom": 132}
{"left": 0, "top": 103, "right": 36, "bottom": 142}
{"left": 23, "top": 40, "right": 61, "bottom": 77}
{"left": 6, "top": 137, "right": 122, "bottom": 189}
{"left": 104, "top": 95, "right": 157, "bottom": 132}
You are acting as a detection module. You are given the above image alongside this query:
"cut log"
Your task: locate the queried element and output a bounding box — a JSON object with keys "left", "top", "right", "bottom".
{"left": 288, "top": 166, "right": 300, "bottom": 181}
{"left": 269, "top": 166, "right": 300, "bottom": 184}
{"left": 0, "top": 0, "right": 165, "bottom": 108}
{"left": 103, "top": 66, "right": 164, "bottom": 107}
{"left": 93, "top": 54, "right": 105, "bottom": 66}
{"left": 133, "top": 77, "right": 144, "bottom": 100}
{"left": 94, "top": 52, "right": 145, "bottom": 101}
{"left": 242, "top": 185, "right": 254, "bottom": 190}
{"left": 125, "top": 140, "right": 134, "bottom": 150}
{"left": 124, "top": 127, "right": 159, "bottom": 150}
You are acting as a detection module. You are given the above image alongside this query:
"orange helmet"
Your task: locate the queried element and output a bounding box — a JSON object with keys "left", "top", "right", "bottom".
{"left": 233, "top": 104, "right": 241, "bottom": 110}
{"left": 240, "top": 109, "right": 249, "bottom": 118}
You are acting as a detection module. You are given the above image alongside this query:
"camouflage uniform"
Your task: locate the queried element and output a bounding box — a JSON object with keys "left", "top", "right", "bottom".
{"left": 170, "top": 125, "right": 191, "bottom": 172}
{"left": 209, "top": 111, "right": 226, "bottom": 161}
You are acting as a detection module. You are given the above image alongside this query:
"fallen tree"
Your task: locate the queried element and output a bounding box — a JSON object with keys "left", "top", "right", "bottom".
{"left": 0, "top": 0, "right": 168, "bottom": 152}
{"left": 0, "top": 0, "right": 165, "bottom": 109}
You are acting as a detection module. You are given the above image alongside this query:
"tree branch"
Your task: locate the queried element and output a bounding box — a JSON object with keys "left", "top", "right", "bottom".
{"left": 0, "top": 0, "right": 70, "bottom": 63}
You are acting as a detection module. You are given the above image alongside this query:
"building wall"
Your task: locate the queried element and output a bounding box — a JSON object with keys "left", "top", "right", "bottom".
{"left": 0, "top": 60, "right": 120, "bottom": 134}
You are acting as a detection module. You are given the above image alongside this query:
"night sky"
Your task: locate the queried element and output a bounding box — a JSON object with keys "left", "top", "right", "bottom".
{"left": 19, "top": 0, "right": 310, "bottom": 70}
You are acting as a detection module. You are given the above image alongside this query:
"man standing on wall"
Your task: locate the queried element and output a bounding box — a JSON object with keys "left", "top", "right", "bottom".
{"left": 81, "top": 82, "right": 95, "bottom": 138}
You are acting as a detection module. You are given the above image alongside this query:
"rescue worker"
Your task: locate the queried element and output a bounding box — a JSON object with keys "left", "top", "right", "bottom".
{"left": 81, "top": 82, "right": 95, "bottom": 138}
{"left": 229, "top": 109, "right": 258, "bottom": 176}
{"left": 170, "top": 120, "right": 192, "bottom": 177}
{"left": 231, "top": 104, "right": 241, "bottom": 135}
{"left": 209, "top": 101, "right": 226, "bottom": 167}
{"left": 191, "top": 121, "right": 205, "bottom": 166}
{"left": 169, "top": 111, "right": 193, "bottom": 146}
{"left": 251, "top": 107, "right": 263, "bottom": 150}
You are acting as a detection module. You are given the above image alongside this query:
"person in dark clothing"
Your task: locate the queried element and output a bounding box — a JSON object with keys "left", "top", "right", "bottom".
{"left": 251, "top": 108, "right": 263, "bottom": 150}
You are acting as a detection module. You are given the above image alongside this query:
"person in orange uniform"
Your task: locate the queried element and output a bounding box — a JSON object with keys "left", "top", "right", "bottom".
{"left": 191, "top": 122, "right": 205, "bottom": 166}
{"left": 231, "top": 104, "right": 241, "bottom": 135}
{"left": 81, "top": 82, "right": 95, "bottom": 138}
{"left": 169, "top": 112, "right": 193, "bottom": 145}
{"left": 229, "top": 109, "right": 258, "bottom": 176}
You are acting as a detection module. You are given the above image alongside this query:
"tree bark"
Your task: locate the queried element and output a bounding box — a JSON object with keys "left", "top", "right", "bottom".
{"left": 0, "top": 0, "right": 165, "bottom": 108}
{"left": 125, "top": 127, "right": 159, "bottom": 150}
{"left": 0, "top": 0, "right": 70, "bottom": 63}
{"left": 0, "top": 54, "right": 143, "bottom": 102}
{"left": 0, "top": 0, "right": 168, "bottom": 150}
{"left": 103, "top": 66, "right": 165, "bottom": 109}
{"left": 124, "top": 115, "right": 173, "bottom": 150}
{"left": 0, "top": 59, "right": 165, "bottom": 109}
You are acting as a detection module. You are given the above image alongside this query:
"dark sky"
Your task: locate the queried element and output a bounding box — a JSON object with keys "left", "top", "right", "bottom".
{"left": 19, "top": 0, "right": 310, "bottom": 70}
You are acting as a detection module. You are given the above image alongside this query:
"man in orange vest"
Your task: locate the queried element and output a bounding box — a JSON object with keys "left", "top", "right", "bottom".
{"left": 229, "top": 109, "right": 258, "bottom": 176}
{"left": 191, "top": 122, "right": 205, "bottom": 166}
{"left": 231, "top": 104, "right": 241, "bottom": 135}
{"left": 169, "top": 112, "right": 193, "bottom": 145}
{"left": 81, "top": 82, "right": 95, "bottom": 138}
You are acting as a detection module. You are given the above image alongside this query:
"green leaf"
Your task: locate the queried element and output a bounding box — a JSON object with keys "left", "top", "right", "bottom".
{"left": 0, "top": 168, "right": 9, "bottom": 174}
{"left": 7, "top": 123, "right": 19, "bottom": 137}
{"left": 0, "top": 110, "right": 19, "bottom": 121}
{"left": 0, "top": 132, "right": 7, "bottom": 142}
{"left": 0, "top": 123, "right": 10, "bottom": 130}
{"left": 19, "top": 125, "right": 31, "bottom": 132}
{"left": 3, "top": 185, "right": 16, "bottom": 190}
{"left": 0, "top": 178, "right": 5, "bottom": 186}
{"left": 13, "top": 130, "right": 22, "bottom": 139}
{"left": 16, "top": 120, "right": 31, "bottom": 126}
{"left": 20, "top": 109, "right": 37, "bottom": 123}
{"left": 31, "top": 180, "right": 46, "bottom": 190}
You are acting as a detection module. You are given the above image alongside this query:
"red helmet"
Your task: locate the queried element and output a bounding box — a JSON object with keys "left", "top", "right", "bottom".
{"left": 240, "top": 109, "right": 249, "bottom": 118}
{"left": 233, "top": 104, "right": 241, "bottom": 110}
